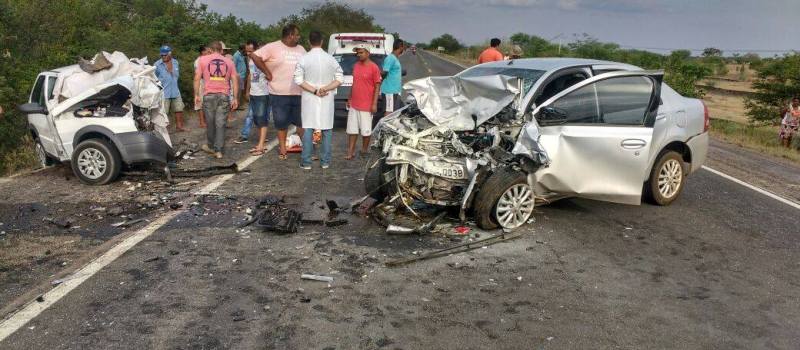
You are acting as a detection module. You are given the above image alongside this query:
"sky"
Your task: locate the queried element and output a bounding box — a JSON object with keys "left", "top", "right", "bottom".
{"left": 201, "top": 0, "right": 800, "bottom": 56}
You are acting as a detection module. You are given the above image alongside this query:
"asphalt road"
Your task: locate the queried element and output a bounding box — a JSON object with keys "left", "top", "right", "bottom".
{"left": 1, "top": 50, "right": 799, "bottom": 350}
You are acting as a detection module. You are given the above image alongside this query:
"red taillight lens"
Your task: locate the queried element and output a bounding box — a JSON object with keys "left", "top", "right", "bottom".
{"left": 702, "top": 102, "right": 710, "bottom": 132}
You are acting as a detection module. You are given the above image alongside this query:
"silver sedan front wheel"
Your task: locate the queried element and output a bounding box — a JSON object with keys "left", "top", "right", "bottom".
{"left": 495, "top": 184, "right": 535, "bottom": 229}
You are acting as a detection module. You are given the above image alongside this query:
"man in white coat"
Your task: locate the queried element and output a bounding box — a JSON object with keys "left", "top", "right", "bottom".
{"left": 294, "top": 31, "right": 344, "bottom": 169}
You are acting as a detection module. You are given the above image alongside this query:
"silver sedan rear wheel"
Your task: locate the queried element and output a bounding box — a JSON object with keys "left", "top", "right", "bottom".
{"left": 495, "top": 183, "right": 535, "bottom": 229}
{"left": 657, "top": 159, "right": 683, "bottom": 199}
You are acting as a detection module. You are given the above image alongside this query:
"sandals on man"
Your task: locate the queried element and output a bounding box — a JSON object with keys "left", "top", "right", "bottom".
{"left": 250, "top": 148, "right": 265, "bottom": 156}
{"left": 278, "top": 153, "right": 288, "bottom": 160}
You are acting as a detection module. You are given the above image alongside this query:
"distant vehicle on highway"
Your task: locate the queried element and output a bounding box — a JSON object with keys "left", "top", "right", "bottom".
{"left": 411, "top": 46, "right": 417, "bottom": 55}
{"left": 18, "top": 52, "right": 173, "bottom": 185}
{"left": 327, "top": 33, "right": 394, "bottom": 122}
{"left": 367, "top": 58, "right": 709, "bottom": 229}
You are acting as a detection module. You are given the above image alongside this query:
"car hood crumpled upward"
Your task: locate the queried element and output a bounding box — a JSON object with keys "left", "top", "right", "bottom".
{"left": 403, "top": 75, "right": 520, "bottom": 131}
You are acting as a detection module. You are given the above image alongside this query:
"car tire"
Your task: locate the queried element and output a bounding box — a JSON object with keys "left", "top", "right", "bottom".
{"left": 364, "top": 151, "right": 390, "bottom": 202}
{"left": 34, "top": 139, "right": 54, "bottom": 168}
{"left": 474, "top": 168, "right": 534, "bottom": 230}
{"left": 70, "top": 138, "right": 122, "bottom": 185}
{"left": 644, "top": 150, "right": 686, "bottom": 206}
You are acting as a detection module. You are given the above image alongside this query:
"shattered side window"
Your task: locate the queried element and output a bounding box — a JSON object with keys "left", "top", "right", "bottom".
{"left": 459, "top": 67, "right": 545, "bottom": 94}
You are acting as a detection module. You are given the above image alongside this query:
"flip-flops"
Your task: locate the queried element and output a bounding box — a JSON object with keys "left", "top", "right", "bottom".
{"left": 250, "top": 148, "right": 265, "bottom": 156}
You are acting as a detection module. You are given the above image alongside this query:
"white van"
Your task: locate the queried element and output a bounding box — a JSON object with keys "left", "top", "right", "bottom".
{"left": 327, "top": 33, "right": 394, "bottom": 120}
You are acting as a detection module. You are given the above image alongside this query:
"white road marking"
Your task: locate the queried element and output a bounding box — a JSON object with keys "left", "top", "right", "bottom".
{"left": 702, "top": 166, "right": 800, "bottom": 211}
{"left": 0, "top": 135, "right": 285, "bottom": 342}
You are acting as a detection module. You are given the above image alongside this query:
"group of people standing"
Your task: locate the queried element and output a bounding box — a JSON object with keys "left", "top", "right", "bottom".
{"left": 153, "top": 24, "right": 406, "bottom": 168}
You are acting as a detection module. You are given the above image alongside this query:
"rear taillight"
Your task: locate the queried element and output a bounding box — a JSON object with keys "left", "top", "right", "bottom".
{"left": 702, "top": 102, "right": 710, "bottom": 132}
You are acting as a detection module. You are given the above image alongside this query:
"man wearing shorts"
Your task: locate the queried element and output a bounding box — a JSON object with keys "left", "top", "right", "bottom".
{"left": 155, "top": 45, "right": 186, "bottom": 132}
{"left": 250, "top": 24, "right": 306, "bottom": 160}
{"left": 381, "top": 39, "right": 405, "bottom": 116}
{"left": 346, "top": 44, "right": 382, "bottom": 160}
{"left": 245, "top": 40, "right": 272, "bottom": 155}
{"left": 194, "top": 41, "right": 240, "bottom": 159}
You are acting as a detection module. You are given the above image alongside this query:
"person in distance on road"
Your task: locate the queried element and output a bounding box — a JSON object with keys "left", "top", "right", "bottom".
{"left": 194, "top": 45, "right": 210, "bottom": 128}
{"left": 194, "top": 41, "right": 240, "bottom": 159}
{"left": 779, "top": 97, "right": 800, "bottom": 148}
{"left": 478, "top": 38, "right": 504, "bottom": 63}
{"left": 294, "top": 31, "right": 344, "bottom": 169}
{"left": 250, "top": 24, "right": 307, "bottom": 160}
{"left": 155, "top": 45, "right": 187, "bottom": 132}
{"left": 381, "top": 39, "right": 405, "bottom": 117}
{"left": 345, "top": 44, "right": 382, "bottom": 160}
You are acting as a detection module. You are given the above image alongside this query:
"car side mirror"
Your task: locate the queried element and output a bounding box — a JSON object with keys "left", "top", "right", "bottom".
{"left": 402, "top": 69, "right": 407, "bottom": 77}
{"left": 18, "top": 102, "right": 47, "bottom": 115}
{"left": 537, "top": 107, "right": 568, "bottom": 126}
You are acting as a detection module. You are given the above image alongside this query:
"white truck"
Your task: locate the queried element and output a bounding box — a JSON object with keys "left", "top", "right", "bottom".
{"left": 327, "top": 33, "right": 395, "bottom": 122}
{"left": 18, "top": 52, "right": 173, "bottom": 185}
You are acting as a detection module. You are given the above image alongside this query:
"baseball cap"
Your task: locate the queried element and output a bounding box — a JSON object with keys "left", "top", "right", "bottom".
{"left": 220, "top": 42, "right": 231, "bottom": 51}
{"left": 159, "top": 45, "right": 172, "bottom": 55}
{"left": 352, "top": 43, "right": 371, "bottom": 53}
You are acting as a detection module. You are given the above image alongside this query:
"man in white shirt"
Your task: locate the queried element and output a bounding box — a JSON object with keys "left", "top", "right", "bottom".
{"left": 293, "top": 31, "right": 343, "bottom": 169}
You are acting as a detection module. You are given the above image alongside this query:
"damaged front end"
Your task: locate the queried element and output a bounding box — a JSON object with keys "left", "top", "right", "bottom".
{"left": 367, "top": 75, "right": 549, "bottom": 229}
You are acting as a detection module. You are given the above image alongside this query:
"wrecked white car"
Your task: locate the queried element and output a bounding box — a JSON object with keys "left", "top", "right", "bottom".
{"left": 18, "top": 51, "right": 173, "bottom": 185}
{"left": 366, "top": 58, "right": 709, "bottom": 230}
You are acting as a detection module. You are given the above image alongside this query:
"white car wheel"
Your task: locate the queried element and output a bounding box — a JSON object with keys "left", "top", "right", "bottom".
{"left": 34, "top": 141, "right": 50, "bottom": 168}
{"left": 77, "top": 148, "right": 108, "bottom": 180}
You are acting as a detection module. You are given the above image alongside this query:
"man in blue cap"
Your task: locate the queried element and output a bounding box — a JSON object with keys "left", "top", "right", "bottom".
{"left": 155, "top": 45, "right": 187, "bottom": 131}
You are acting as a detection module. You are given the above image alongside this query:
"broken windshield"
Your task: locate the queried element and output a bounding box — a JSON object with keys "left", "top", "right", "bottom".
{"left": 334, "top": 54, "right": 386, "bottom": 76}
{"left": 459, "top": 67, "right": 545, "bottom": 95}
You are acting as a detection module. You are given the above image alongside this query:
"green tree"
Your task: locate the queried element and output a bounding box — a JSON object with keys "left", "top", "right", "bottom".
{"left": 272, "top": 1, "right": 385, "bottom": 49}
{"left": 429, "top": 34, "right": 463, "bottom": 53}
{"left": 745, "top": 54, "right": 800, "bottom": 124}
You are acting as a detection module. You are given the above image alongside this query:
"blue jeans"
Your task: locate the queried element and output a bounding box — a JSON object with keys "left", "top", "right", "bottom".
{"left": 239, "top": 104, "right": 254, "bottom": 139}
{"left": 301, "top": 128, "right": 332, "bottom": 167}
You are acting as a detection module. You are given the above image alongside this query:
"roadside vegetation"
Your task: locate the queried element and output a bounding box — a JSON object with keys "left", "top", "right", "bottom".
{"left": 0, "top": 1, "right": 383, "bottom": 176}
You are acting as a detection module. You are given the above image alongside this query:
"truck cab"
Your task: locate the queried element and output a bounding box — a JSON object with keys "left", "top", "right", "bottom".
{"left": 327, "top": 33, "right": 394, "bottom": 122}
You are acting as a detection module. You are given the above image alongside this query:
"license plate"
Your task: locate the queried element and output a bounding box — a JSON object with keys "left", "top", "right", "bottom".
{"left": 432, "top": 163, "right": 466, "bottom": 180}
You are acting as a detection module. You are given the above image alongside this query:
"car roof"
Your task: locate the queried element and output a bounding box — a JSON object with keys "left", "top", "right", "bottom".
{"left": 472, "top": 57, "right": 641, "bottom": 71}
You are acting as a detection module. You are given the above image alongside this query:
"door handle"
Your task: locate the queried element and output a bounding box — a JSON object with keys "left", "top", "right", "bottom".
{"left": 621, "top": 139, "right": 647, "bottom": 149}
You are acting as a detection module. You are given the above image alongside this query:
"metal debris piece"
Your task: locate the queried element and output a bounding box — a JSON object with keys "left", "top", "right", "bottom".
{"left": 301, "top": 274, "right": 334, "bottom": 283}
{"left": 385, "top": 230, "right": 525, "bottom": 267}
{"left": 111, "top": 218, "right": 145, "bottom": 228}
{"left": 252, "top": 196, "right": 301, "bottom": 234}
{"left": 43, "top": 217, "right": 73, "bottom": 228}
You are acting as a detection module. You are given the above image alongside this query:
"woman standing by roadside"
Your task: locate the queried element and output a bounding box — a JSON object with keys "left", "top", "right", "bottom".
{"left": 779, "top": 97, "right": 800, "bottom": 148}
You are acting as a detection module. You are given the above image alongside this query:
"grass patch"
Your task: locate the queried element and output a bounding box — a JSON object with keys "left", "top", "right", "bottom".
{"left": 0, "top": 138, "right": 38, "bottom": 177}
{"left": 709, "top": 118, "right": 800, "bottom": 164}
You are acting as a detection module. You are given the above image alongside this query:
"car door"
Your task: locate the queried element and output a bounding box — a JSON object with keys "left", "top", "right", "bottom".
{"left": 27, "top": 74, "right": 59, "bottom": 156}
{"left": 531, "top": 71, "right": 663, "bottom": 205}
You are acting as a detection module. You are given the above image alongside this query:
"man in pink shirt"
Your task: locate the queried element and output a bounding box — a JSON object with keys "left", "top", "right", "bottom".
{"left": 194, "top": 41, "right": 240, "bottom": 159}
{"left": 345, "top": 44, "right": 382, "bottom": 160}
{"left": 478, "top": 38, "right": 504, "bottom": 64}
{"left": 250, "top": 24, "right": 307, "bottom": 160}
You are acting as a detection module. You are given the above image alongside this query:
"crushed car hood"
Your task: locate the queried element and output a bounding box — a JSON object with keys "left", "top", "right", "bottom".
{"left": 403, "top": 75, "right": 521, "bottom": 131}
